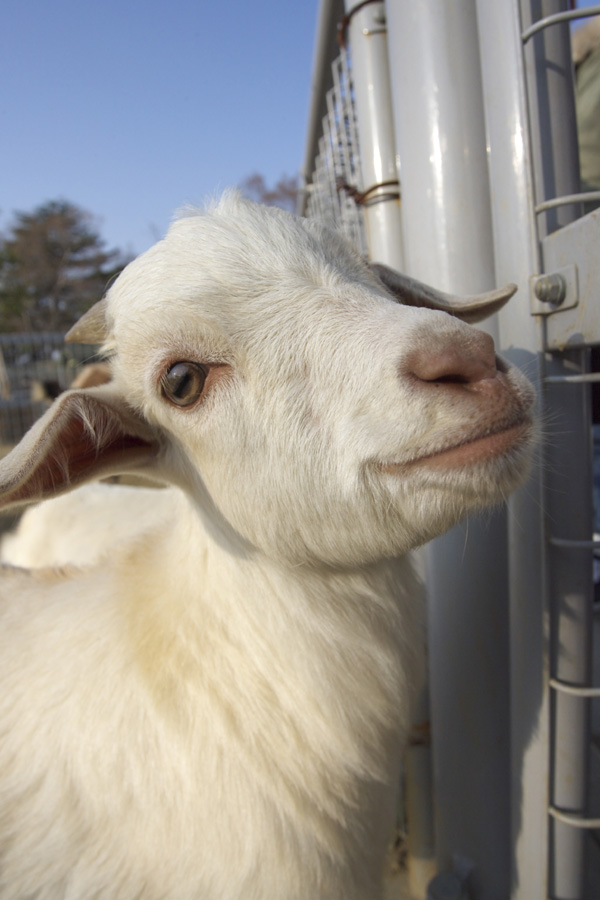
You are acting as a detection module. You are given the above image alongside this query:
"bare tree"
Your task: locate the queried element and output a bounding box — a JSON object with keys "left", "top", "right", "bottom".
{"left": 238, "top": 173, "right": 299, "bottom": 213}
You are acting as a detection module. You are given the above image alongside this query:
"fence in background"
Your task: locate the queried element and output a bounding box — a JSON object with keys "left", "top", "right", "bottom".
{"left": 303, "top": 45, "right": 368, "bottom": 255}
{"left": 302, "top": 2, "right": 600, "bottom": 898}
{"left": 0, "top": 333, "right": 100, "bottom": 449}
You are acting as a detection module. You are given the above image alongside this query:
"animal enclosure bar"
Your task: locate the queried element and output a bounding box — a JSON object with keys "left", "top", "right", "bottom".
{"left": 302, "top": 0, "right": 600, "bottom": 897}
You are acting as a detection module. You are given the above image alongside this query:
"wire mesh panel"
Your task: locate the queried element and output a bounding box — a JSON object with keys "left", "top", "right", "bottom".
{"left": 518, "top": 5, "right": 600, "bottom": 896}
{"left": 304, "top": 48, "right": 368, "bottom": 256}
{"left": 0, "top": 333, "right": 102, "bottom": 450}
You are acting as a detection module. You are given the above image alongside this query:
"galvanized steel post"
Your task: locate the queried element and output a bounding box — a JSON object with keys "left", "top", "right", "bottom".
{"left": 475, "top": 2, "right": 548, "bottom": 896}
{"left": 342, "top": 1, "right": 404, "bottom": 267}
{"left": 385, "top": 2, "right": 512, "bottom": 896}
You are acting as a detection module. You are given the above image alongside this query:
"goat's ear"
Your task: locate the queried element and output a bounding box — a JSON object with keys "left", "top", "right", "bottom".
{"left": 370, "top": 263, "right": 517, "bottom": 323}
{"left": 0, "top": 385, "right": 160, "bottom": 511}
{"left": 65, "top": 298, "right": 110, "bottom": 345}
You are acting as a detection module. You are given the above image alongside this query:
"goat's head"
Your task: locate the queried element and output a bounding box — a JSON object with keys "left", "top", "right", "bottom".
{"left": 0, "top": 194, "right": 535, "bottom": 566}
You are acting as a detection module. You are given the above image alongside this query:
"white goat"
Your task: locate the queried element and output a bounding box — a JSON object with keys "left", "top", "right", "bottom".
{"left": 0, "top": 193, "right": 535, "bottom": 900}
{"left": 0, "top": 483, "right": 173, "bottom": 569}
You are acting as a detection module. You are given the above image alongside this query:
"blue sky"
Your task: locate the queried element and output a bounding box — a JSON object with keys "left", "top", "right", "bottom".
{"left": 1, "top": 0, "right": 320, "bottom": 256}
{"left": 2, "top": 1, "right": 598, "bottom": 259}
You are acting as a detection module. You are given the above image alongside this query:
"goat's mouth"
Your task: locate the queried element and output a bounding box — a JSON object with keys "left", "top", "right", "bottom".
{"left": 380, "top": 416, "right": 533, "bottom": 474}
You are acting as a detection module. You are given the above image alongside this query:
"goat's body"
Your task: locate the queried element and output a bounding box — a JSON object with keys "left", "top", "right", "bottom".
{"left": 0, "top": 194, "right": 535, "bottom": 897}
{"left": 0, "top": 489, "right": 422, "bottom": 899}
{"left": 0, "top": 483, "right": 174, "bottom": 569}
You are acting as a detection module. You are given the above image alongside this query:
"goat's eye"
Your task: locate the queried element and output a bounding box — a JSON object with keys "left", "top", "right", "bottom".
{"left": 161, "top": 361, "right": 207, "bottom": 407}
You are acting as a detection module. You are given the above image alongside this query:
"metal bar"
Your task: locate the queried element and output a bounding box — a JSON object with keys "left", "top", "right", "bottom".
{"left": 387, "top": 3, "right": 513, "bottom": 896}
{"left": 476, "top": 1, "right": 547, "bottom": 897}
{"left": 549, "top": 807, "right": 600, "bottom": 830}
{"left": 343, "top": 4, "right": 429, "bottom": 892}
{"left": 344, "top": 0, "right": 404, "bottom": 267}
{"left": 544, "top": 373, "right": 600, "bottom": 384}
{"left": 522, "top": 6, "right": 600, "bottom": 43}
{"left": 549, "top": 679, "right": 600, "bottom": 699}
{"left": 536, "top": 191, "right": 600, "bottom": 213}
{"left": 549, "top": 537, "right": 600, "bottom": 549}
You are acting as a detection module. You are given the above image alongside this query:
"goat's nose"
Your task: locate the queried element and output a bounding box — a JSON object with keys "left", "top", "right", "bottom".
{"left": 406, "top": 329, "right": 498, "bottom": 387}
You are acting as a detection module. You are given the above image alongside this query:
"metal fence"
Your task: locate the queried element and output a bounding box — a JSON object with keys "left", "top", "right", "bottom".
{"left": 303, "top": 45, "right": 368, "bottom": 255}
{"left": 303, "top": 2, "right": 600, "bottom": 898}
{"left": 0, "top": 333, "right": 101, "bottom": 449}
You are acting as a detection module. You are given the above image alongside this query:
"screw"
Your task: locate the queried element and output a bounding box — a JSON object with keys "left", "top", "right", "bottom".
{"left": 534, "top": 273, "right": 567, "bottom": 306}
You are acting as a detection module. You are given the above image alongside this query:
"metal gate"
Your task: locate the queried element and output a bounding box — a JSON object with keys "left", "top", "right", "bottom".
{"left": 301, "top": 2, "right": 600, "bottom": 897}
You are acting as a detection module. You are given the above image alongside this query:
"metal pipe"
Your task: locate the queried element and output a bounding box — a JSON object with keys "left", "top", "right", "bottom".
{"left": 544, "top": 372, "right": 600, "bottom": 384}
{"left": 521, "top": 5, "right": 600, "bottom": 42}
{"left": 405, "top": 685, "right": 436, "bottom": 897}
{"left": 474, "top": 2, "right": 547, "bottom": 898}
{"left": 550, "top": 537, "right": 600, "bottom": 549}
{"left": 535, "top": 190, "right": 600, "bottom": 212}
{"left": 344, "top": 2, "right": 433, "bottom": 887}
{"left": 549, "top": 679, "right": 600, "bottom": 699}
{"left": 385, "top": 2, "right": 512, "bottom": 896}
{"left": 549, "top": 808, "right": 600, "bottom": 830}
{"left": 343, "top": 0, "right": 404, "bottom": 267}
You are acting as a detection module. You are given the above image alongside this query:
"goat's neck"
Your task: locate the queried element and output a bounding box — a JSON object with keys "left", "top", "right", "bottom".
{"left": 119, "top": 491, "right": 424, "bottom": 784}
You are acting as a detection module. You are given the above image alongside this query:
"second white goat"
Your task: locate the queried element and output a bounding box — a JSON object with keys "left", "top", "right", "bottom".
{"left": 0, "top": 482, "right": 173, "bottom": 569}
{"left": 0, "top": 193, "right": 535, "bottom": 900}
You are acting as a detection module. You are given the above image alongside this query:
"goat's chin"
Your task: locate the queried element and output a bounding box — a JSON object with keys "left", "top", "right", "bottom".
{"left": 363, "top": 421, "right": 536, "bottom": 554}
{"left": 381, "top": 419, "right": 532, "bottom": 474}
{"left": 413, "top": 448, "right": 532, "bottom": 505}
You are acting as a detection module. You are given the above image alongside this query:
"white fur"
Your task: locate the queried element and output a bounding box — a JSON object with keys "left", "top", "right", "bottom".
{"left": 0, "top": 193, "right": 535, "bottom": 899}
{"left": 1, "top": 483, "right": 174, "bottom": 569}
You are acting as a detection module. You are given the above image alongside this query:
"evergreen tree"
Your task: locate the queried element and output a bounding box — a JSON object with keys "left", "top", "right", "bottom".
{"left": 0, "top": 201, "right": 128, "bottom": 332}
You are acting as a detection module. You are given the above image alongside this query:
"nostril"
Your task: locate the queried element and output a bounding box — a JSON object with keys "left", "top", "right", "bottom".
{"left": 434, "top": 372, "right": 474, "bottom": 385}
{"left": 406, "top": 331, "right": 498, "bottom": 387}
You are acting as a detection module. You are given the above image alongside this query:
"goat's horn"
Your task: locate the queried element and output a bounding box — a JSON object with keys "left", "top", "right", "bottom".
{"left": 65, "top": 298, "right": 109, "bottom": 344}
{"left": 370, "top": 263, "right": 517, "bottom": 324}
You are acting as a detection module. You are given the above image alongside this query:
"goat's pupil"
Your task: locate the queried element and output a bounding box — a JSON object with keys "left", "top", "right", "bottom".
{"left": 163, "top": 362, "right": 206, "bottom": 407}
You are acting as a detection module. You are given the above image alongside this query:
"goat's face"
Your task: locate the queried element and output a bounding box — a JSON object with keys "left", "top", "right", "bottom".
{"left": 105, "top": 197, "right": 534, "bottom": 564}
{"left": 0, "top": 195, "right": 535, "bottom": 567}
